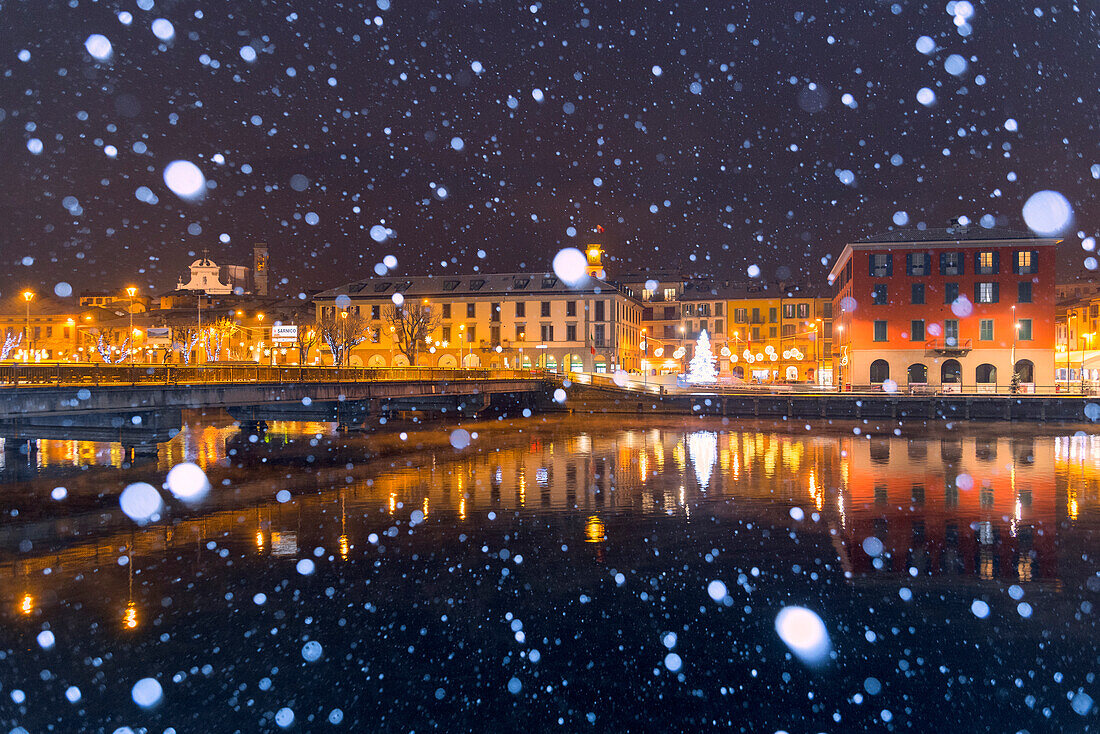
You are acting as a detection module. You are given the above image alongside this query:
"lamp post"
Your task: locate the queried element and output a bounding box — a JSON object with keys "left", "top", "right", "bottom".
{"left": 1085, "top": 332, "right": 1095, "bottom": 395}
{"left": 22, "top": 290, "right": 34, "bottom": 362}
{"left": 1012, "top": 316, "right": 1019, "bottom": 395}
{"left": 126, "top": 287, "right": 137, "bottom": 364}
{"left": 815, "top": 318, "right": 823, "bottom": 386}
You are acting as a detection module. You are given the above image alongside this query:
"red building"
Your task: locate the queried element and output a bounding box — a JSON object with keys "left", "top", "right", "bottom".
{"left": 829, "top": 228, "right": 1060, "bottom": 391}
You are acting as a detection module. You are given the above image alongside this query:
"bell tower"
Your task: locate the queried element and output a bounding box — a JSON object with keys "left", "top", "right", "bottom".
{"left": 585, "top": 243, "right": 605, "bottom": 279}
{"left": 253, "top": 243, "right": 269, "bottom": 295}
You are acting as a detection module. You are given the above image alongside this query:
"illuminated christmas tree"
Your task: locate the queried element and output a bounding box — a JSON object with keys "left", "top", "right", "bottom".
{"left": 686, "top": 329, "right": 718, "bottom": 384}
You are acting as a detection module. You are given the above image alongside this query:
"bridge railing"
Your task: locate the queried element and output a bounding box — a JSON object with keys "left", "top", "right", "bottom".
{"left": 0, "top": 363, "right": 549, "bottom": 387}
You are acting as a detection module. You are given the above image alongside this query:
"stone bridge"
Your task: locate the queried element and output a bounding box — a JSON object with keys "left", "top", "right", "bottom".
{"left": 0, "top": 364, "right": 550, "bottom": 455}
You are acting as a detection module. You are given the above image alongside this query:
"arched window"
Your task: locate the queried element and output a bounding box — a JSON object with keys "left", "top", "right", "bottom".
{"left": 870, "top": 359, "right": 890, "bottom": 383}
{"left": 976, "top": 364, "right": 997, "bottom": 384}
{"left": 1014, "top": 359, "right": 1034, "bottom": 382}
{"left": 732, "top": 365, "right": 745, "bottom": 379}
{"left": 941, "top": 359, "right": 962, "bottom": 384}
{"left": 907, "top": 363, "right": 928, "bottom": 384}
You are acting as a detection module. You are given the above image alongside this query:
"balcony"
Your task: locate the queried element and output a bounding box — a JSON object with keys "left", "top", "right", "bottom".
{"left": 926, "top": 338, "right": 972, "bottom": 355}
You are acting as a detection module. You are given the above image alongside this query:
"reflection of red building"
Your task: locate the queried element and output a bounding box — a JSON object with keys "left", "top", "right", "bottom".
{"left": 836, "top": 435, "right": 1058, "bottom": 580}
{"left": 829, "top": 227, "right": 1060, "bottom": 390}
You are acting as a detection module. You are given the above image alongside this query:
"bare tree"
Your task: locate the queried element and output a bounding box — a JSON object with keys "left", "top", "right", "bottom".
{"left": 171, "top": 326, "right": 201, "bottom": 364}
{"left": 89, "top": 330, "right": 130, "bottom": 364}
{"left": 294, "top": 321, "right": 320, "bottom": 364}
{"left": 203, "top": 318, "right": 237, "bottom": 362}
{"left": 317, "top": 312, "right": 368, "bottom": 366}
{"left": 1, "top": 328, "right": 22, "bottom": 360}
{"left": 383, "top": 303, "right": 440, "bottom": 365}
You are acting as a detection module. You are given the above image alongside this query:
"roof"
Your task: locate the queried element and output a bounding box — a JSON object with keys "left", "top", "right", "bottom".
{"left": 0, "top": 294, "right": 79, "bottom": 317}
{"left": 858, "top": 226, "right": 1045, "bottom": 244}
{"left": 828, "top": 227, "right": 1062, "bottom": 281}
{"left": 314, "top": 272, "right": 638, "bottom": 301}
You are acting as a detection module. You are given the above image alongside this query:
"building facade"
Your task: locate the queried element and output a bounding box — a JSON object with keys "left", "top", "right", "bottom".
{"left": 312, "top": 246, "right": 644, "bottom": 372}
{"left": 829, "top": 228, "right": 1059, "bottom": 391}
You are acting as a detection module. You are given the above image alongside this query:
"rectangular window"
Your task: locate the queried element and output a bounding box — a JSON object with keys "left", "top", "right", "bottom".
{"left": 752, "top": 327, "right": 760, "bottom": 340}
{"left": 566, "top": 324, "right": 577, "bottom": 341}
{"left": 781, "top": 324, "right": 796, "bottom": 337}
{"left": 662, "top": 288, "right": 677, "bottom": 301}
{"left": 566, "top": 300, "right": 577, "bottom": 317}
{"left": 593, "top": 324, "right": 606, "bottom": 347}
{"left": 979, "top": 319, "right": 993, "bottom": 341}
{"left": 1017, "top": 319, "right": 1032, "bottom": 341}
{"left": 906, "top": 252, "right": 929, "bottom": 276}
{"left": 751, "top": 307, "right": 761, "bottom": 323}
{"left": 541, "top": 324, "right": 554, "bottom": 341}
{"left": 442, "top": 326, "right": 451, "bottom": 343}
{"left": 1018, "top": 281, "right": 1032, "bottom": 303}
{"left": 466, "top": 325, "right": 476, "bottom": 343}
{"left": 769, "top": 307, "right": 777, "bottom": 323}
{"left": 976, "top": 282, "right": 999, "bottom": 304}
{"left": 466, "top": 302, "right": 476, "bottom": 318}
{"left": 664, "top": 306, "right": 676, "bottom": 320}
{"left": 372, "top": 304, "right": 381, "bottom": 320}
{"left": 515, "top": 324, "right": 526, "bottom": 341}
{"left": 975, "top": 250, "right": 999, "bottom": 274}
{"left": 768, "top": 326, "right": 777, "bottom": 338}
{"left": 873, "top": 320, "right": 887, "bottom": 342}
{"left": 783, "top": 303, "right": 795, "bottom": 319}
{"left": 940, "top": 252, "right": 964, "bottom": 276}
{"left": 735, "top": 308, "right": 747, "bottom": 323}
{"left": 872, "top": 285, "right": 888, "bottom": 305}
{"left": 945, "top": 319, "right": 959, "bottom": 345}
{"left": 641, "top": 289, "right": 654, "bottom": 301}
{"left": 714, "top": 303, "right": 724, "bottom": 317}
{"left": 797, "top": 303, "right": 809, "bottom": 318}
{"left": 869, "top": 253, "right": 892, "bottom": 277}
{"left": 911, "top": 283, "right": 925, "bottom": 305}
{"left": 911, "top": 320, "right": 925, "bottom": 341}
{"left": 945, "top": 282, "right": 959, "bottom": 304}
{"left": 540, "top": 301, "right": 551, "bottom": 317}
{"left": 490, "top": 325, "right": 501, "bottom": 345}
{"left": 595, "top": 301, "right": 606, "bottom": 321}
{"left": 700, "top": 319, "right": 708, "bottom": 333}
{"left": 515, "top": 302, "right": 526, "bottom": 318}
{"left": 1015, "top": 250, "right": 1037, "bottom": 274}
{"left": 823, "top": 302, "right": 833, "bottom": 318}
{"left": 697, "top": 303, "right": 711, "bottom": 317}
{"left": 491, "top": 303, "right": 501, "bottom": 321}
{"left": 683, "top": 303, "right": 695, "bottom": 316}
{"left": 714, "top": 319, "right": 723, "bottom": 334}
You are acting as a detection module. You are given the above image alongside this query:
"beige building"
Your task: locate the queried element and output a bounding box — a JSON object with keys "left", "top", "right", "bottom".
{"left": 312, "top": 245, "right": 644, "bottom": 372}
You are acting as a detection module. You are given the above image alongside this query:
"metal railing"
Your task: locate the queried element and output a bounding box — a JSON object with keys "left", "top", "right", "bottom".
{"left": 0, "top": 363, "right": 550, "bottom": 387}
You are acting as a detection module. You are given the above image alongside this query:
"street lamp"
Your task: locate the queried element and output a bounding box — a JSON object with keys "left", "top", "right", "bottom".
{"left": 815, "top": 318, "right": 823, "bottom": 386}
{"left": 22, "top": 290, "right": 34, "bottom": 362}
{"left": 126, "top": 286, "right": 137, "bottom": 364}
{"left": 1012, "top": 318, "right": 1020, "bottom": 394}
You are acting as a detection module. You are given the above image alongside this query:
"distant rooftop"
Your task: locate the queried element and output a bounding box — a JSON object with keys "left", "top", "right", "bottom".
{"left": 858, "top": 227, "right": 1045, "bottom": 244}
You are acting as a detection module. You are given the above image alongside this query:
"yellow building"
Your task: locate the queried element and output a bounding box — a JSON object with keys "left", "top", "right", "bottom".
{"left": 312, "top": 245, "right": 644, "bottom": 372}
{"left": 0, "top": 293, "right": 79, "bottom": 361}
{"left": 1056, "top": 293, "right": 1100, "bottom": 390}
{"left": 726, "top": 285, "right": 833, "bottom": 384}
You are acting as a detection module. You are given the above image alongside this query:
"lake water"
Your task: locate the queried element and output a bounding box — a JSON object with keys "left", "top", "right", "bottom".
{"left": 0, "top": 414, "right": 1097, "bottom": 731}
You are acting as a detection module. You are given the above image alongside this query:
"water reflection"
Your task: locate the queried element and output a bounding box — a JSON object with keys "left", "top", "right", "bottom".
{"left": 0, "top": 417, "right": 1096, "bottom": 730}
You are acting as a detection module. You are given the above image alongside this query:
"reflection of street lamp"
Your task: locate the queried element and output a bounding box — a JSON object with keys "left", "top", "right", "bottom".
{"left": 22, "top": 290, "right": 34, "bottom": 362}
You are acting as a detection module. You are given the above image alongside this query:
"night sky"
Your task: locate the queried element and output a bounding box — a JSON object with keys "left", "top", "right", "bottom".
{"left": 1, "top": 0, "right": 1096, "bottom": 299}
